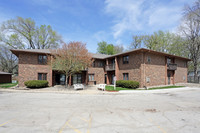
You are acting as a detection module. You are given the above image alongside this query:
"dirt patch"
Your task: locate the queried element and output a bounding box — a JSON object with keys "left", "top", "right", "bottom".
{"left": 145, "top": 109, "right": 157, "bottom": 113}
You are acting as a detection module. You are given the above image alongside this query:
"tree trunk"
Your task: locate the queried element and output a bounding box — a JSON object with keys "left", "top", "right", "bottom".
{"left": 65, "top": 75, "right": 68, "bottom": 88}
{"left": 193, "top": 62, "right": 198, "bottom": 83}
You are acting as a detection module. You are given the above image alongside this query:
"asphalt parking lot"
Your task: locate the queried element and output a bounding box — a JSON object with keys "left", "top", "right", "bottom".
{"left": 0, "top": 87, "right": 200, "bottom": 133}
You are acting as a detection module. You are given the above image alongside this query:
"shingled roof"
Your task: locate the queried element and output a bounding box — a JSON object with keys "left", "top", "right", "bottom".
{"left": 10, "top": 48, "right": 191, "bottom": 61}
{"left": 0, "top": 71, "right": 12, "bottom": 75}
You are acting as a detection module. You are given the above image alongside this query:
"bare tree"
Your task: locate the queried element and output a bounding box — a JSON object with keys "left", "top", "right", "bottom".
{"left": 0, "top": 45, "right": 17, "bottom": 73}
{"left": 50, "top": 42, "right": 92, "bottom": 87}
{"left": 130, "top": 35, "right": 143, "bottom": 49}
{"left": 1, "top": 16, "right": 62, "bottom": 49}
{"left": 180, "top": 0, "right": 200, "bottom": 78}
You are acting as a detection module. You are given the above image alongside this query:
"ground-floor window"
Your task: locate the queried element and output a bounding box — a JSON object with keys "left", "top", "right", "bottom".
{"left": 89, "top": 74, "right": 94, "bottom": 81}
{"left": 73, "top": 74, "right": 82, "bottom": 84}
{"left": 38, "top": 73, "right": 47, "bottom": 80}
{"left": 123, "top": 73, "right": 129, "bottom": 80}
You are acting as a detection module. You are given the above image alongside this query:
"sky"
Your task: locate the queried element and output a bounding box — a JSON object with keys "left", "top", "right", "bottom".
{"left": 0, "top": 0, "right": 196, "bottom": 52}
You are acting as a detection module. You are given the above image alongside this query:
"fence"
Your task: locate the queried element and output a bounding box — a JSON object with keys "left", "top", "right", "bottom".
{"left": 187, "top": 76, "right": 200, "bottom": 83}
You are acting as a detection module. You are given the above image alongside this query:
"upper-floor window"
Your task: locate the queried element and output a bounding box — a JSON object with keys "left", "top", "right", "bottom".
{"left": 123, "top": 73, "right": 129, "bottom": 80}
{"left": 38, "top": 73, "right": 47, "bottom": 80}
{"left": 92, "top": 61, "right": 95, "bottom": 67}
{"left": 123, "top": 55, "right": 129, "bottom": 64}
{"left": 147, "top": 56, "right": 151, "bottom": 63}
{"left": 38, "top": 55, "right": 47, "bottom": 64}
{"left": 98, "top": 62, "right": 104, "bottom": 67}
{"left": 167, "top": 58, "right": 172, "bottom": 64}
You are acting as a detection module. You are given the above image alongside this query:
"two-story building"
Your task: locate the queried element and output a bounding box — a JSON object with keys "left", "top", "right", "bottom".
{"left": 11, "top": 48, "right": 190, "bottom": 88}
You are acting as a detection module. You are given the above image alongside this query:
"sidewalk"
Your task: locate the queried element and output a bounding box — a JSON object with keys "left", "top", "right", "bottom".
{"left": 0, "top": 86, "right": 199, "bottom": 95}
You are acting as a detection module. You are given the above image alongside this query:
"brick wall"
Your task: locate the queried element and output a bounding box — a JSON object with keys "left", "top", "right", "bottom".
{"left": 18, "top": 53, "right": 52, "bottom": 87}
{"left": 88, "top": 59, "right": 105, "bottom": 85}
{"left": 117, "top": 52, "right": 142, "bottom": 83}
{"left": 142, "top": 52, "right": 166, "bottom": 87}
{"left": 174, "top": 58, "right": 187, "bottom": 83}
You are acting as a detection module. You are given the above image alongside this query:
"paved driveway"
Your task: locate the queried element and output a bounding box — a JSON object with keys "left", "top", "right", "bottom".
{"left": 0, "top": 87, "right": 200, "bottom": 133}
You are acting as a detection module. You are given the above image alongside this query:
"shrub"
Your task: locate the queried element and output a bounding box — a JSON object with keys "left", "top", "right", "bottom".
{"left": 24, "top": 80, "right": 48, "bottom": 88}
{"left": 116, "top": 80, "right": 139, "bottom": 89}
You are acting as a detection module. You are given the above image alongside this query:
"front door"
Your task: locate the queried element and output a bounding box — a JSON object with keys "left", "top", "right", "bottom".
{"left": 55, "top": 74, "right": 66, "bottom": 85}
{"left": 111, "top": 74, "right": 115, "bottom": 84}
{"left": 73, "top": 74, "right": 82, "bottom": 84}
{"left": 105, "top": 74, "right": 107, "bottom": 84}
{"left": 167, "top": 71, "right": 174, "bottom": 85}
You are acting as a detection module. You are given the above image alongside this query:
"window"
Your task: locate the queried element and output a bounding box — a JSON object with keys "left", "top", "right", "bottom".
{"left": 123, "top": 55, "right": 129, "bottom": 64}
{"left": 123, "top": 73, "right": 129, "bottom": 80}
{"left": 167, "top": 58, "right": 172, "bottom": 64}
{"left": 92, "top": 61, "right": 95, "bottom": 67}
{"left": 98, "top": 61, "right": 104, "bottom": 67}
{"left": 147, "top": 56, "right": 151, "bottom": 63}
{"left": 89, "top": 74, "right": 94, "bottom": 81}
{"left": 73, "top": 74, "right": 82, "bottom": 84}
{"left": 38, "top": 55, "right": 47, "bottom": 64}
{"left": 38, "top": 73, "right": 47, "bottom": 80}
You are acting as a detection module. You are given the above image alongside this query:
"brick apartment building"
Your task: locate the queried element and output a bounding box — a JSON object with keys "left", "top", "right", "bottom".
{"left": 11, "top": 48, "right": 190, "bottom": 88}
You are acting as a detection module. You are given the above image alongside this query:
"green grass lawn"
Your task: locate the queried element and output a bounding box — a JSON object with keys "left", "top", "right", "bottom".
{"left": 148, "top": 86, "right": 185, "bottom": 90}
{"left": 105, "top": 86, "right": 135, "bottom": 91}
{"left": 105, "top": 85, "right": 185, "bottom": 91}
{"left": 0, "top": 82, "right": 18, "bottom": 88}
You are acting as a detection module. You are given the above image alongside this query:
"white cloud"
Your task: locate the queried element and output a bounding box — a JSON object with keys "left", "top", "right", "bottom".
{"left": 104, "top": 0, "right": 195, "bottom": 38}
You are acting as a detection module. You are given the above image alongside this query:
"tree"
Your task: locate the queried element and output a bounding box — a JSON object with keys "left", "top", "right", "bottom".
{"left": 130, "top": 35, "right": 143, "bottom": 49}
{"left": 50, "top": 42, "right": 92, "bottom": 87}
{"left": 0, "top": 16, "right": 62, "bottom": 74}
{"left": 0, "top": 45, "right": 17, "bottom": 73}
{"left": 1, "top": 16, "right": 62, "bottom": 49}
{"left": 97, "top": 41, "right": 124, "bottom": 55}
{"left": 97, "top": 41, "right": 107, "bottom": 54}
{"left": 114, "top": 44, "right": 124, "bottom": 53}
{"left": 180, "top": 0, "right": 200, "bottom": 78}
{"left": 130, "top": 31, "right": 188, "bottom": 57}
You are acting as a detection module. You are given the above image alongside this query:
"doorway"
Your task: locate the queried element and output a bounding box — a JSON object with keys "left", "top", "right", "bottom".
{"left": 105, "top": 74, "right": 107, "bottom": 84}
{"left": 55, "top": 74, "right": 66, "bottom": 85}
{"left": 167, "top": 71, "right": 174, "bottom": 85}
{"left": 72, "top": 74, "right": 82, "bottom": 84}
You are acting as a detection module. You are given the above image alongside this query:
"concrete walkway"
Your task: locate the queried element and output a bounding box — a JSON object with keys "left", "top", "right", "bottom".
{"left": 0, "top": 84, "right": 199, "bottom": 95}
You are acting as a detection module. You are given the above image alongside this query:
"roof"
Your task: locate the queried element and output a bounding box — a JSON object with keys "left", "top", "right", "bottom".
{"left": 90, "top": 53, "right": 111, "bottom": 59}
{"left": 0, "top": 71, "right": 12, "bottom": 75}
{"left": 10, "top": 49, "right": 51, "bottom": 56}
{"left": 107, "top": 48, "right": 191, "bottom": 61}
{"left": 10, "top": 48, "right": 191, "bottom": 61}
{"left": 10, "top": 49, "right": 111, "bottom": 59}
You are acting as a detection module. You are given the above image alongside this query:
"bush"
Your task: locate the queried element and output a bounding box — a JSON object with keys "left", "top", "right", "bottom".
{"left": 116, "top": 80, "right": 139, "bottom": 89}
{"left": 24, "top": 80, "right": 48, "bottom": 88}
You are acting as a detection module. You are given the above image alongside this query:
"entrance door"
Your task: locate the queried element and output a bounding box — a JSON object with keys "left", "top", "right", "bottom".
{"left": 111, "top": 74, "right": 115, "bottom": 84}
{"left": 55, "top": 74, "right": 66, "bottom": 85}
{"left": 73, "top": 74, "right": 82, "bottom": 84}
{"left": 105, "top": 74, "right": 107, "bottom": 84}
{"left": 167, "top": 71, "right": 174, "bottom": 85}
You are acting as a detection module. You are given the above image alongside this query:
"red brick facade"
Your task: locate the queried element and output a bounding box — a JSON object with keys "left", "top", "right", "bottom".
{"left": 12, "top": 48, "right": 190, "bottom": 87}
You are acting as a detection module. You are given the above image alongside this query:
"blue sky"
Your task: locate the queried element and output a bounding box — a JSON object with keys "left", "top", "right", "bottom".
{"left": 0, "top": 0, "right": 196, "bottom": 52}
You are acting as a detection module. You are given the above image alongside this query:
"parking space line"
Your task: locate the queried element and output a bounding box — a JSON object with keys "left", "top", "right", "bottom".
{"left": 86, "top": 115, "right": 92, "bottom": 133}
{"left": 58, "top": 119, "right": 71, "bottom": 133}
{"left": 79, "top": 117, "right": 89, "bottom": 123}
{"left": 148, "top": 118, "right": 167, "bottom": 133}
{"left": 0, "top": 119, "right": 16, "bottom": 127}
{"left": 66, "top": 123, "right": 82, "bottom": 133}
